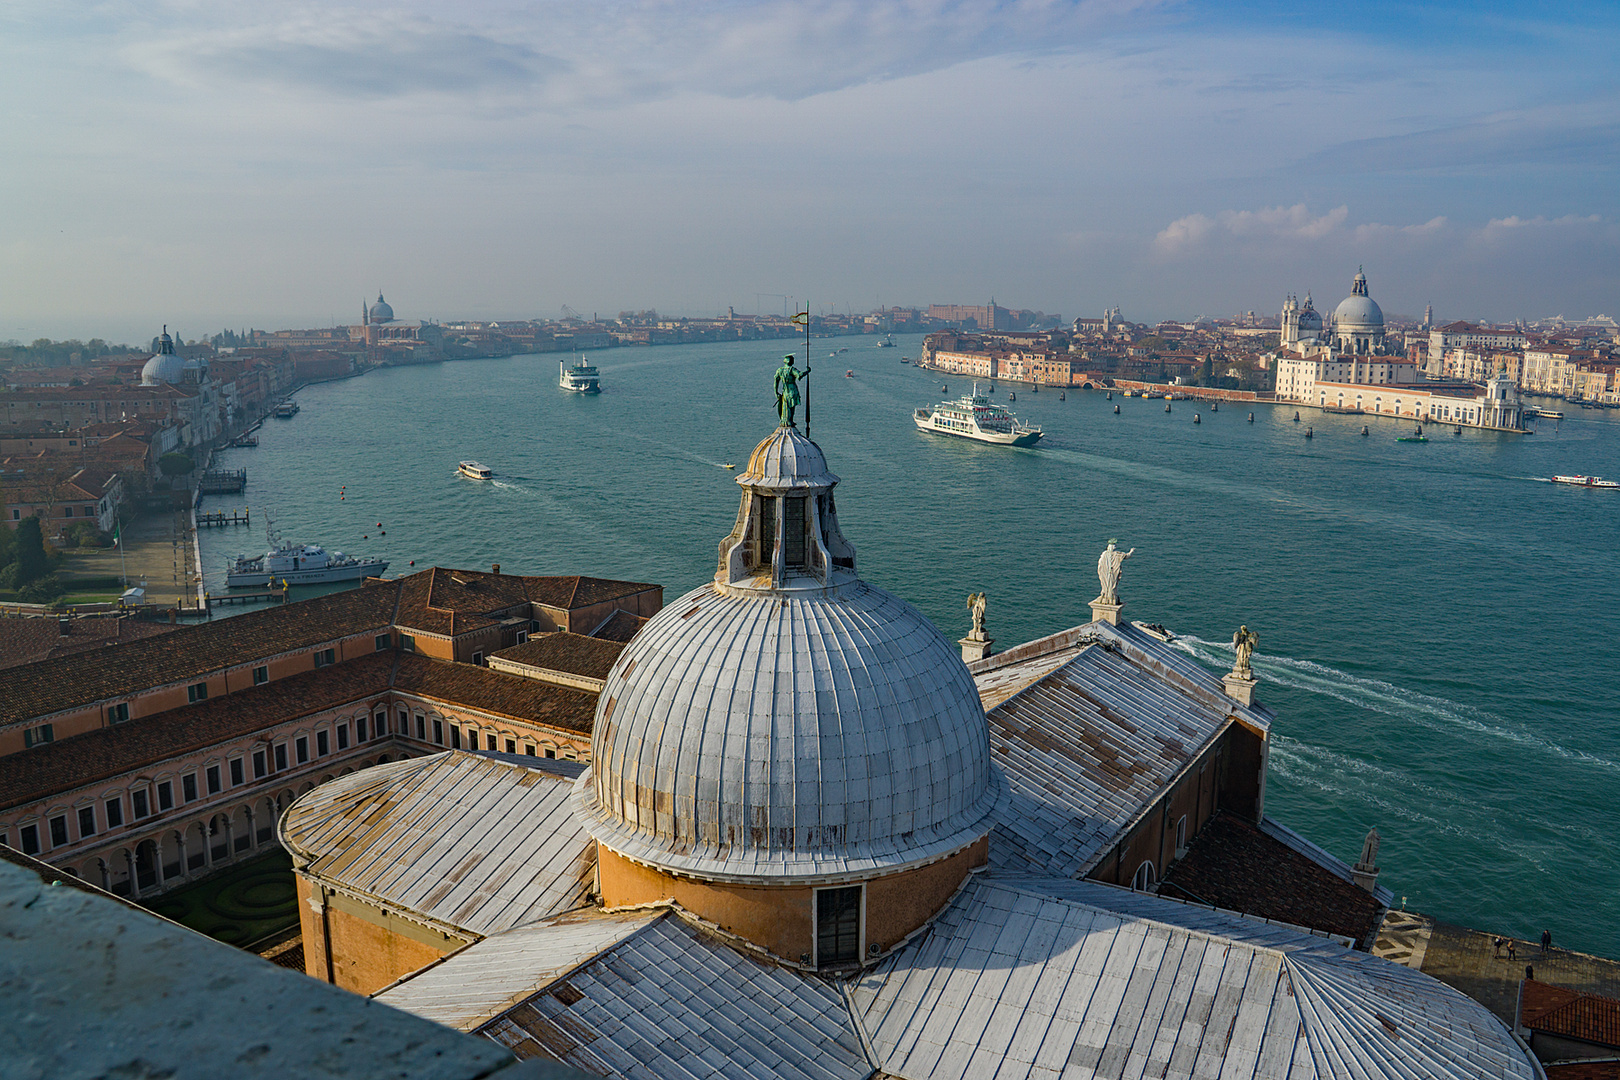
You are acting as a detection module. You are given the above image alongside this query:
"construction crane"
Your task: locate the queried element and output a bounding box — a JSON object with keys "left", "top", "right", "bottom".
{"left": 560, "top": 305, "right": 585, "bottom": 323}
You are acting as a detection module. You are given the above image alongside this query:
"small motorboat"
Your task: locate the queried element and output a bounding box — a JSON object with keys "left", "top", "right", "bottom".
{"left": 1398, "top": 426, "right": 1428, "bottom": 443}
{"left": 1008, "top": 391, "right": 1016, "bottom": 402}
{"left": 458, "top": 460, "right": 494, "bottom": 480}
{"left": 845, "top": 369, "right": 854, "bottom": 378}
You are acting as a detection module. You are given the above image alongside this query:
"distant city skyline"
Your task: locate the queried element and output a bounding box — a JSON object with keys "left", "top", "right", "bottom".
{"left": 3, "top": 1, "right": 1617, "bottom": 342}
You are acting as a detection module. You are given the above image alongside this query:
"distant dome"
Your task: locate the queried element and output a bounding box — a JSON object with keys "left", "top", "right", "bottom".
{"left": 141, "top": 328, "right": 184, "bottom": 385}
{"left": 574, "top": 424, "right": 1000, "bottom": 883}
{"left": 1333, "top": 269, "right": 1384, "bottom": 331}
{"left": 1297, "top": 298, "right": 1322, "bottom": 332}
{"left": 369, "top": 293, "right": 395, "bottom": 323}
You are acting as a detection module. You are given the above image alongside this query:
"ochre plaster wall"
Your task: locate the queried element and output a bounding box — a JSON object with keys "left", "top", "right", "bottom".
{"left": 296, "top": 876, "right": 463, "bottom": 995}
{"left": 599, "top": 836, "right": 985, "bottom": 963}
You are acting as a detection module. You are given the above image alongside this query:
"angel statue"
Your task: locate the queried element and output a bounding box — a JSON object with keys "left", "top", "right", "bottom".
{"left": 1231, "top": 624, "right": 1258, "bottom": 680}
{"left": 965, "top": 592, "right": 988, "bottom": 642}
{"left": 1096, "top": 540, "right": 1134, "bottom": 605}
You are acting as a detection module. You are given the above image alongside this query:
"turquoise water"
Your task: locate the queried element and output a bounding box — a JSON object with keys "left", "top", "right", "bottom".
{"left": 201, "top": 337, "right": 1620, "bottom": 956}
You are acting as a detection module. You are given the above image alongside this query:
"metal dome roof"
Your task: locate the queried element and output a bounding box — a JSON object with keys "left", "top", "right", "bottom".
{"left": 1333, "top": 294, "right": 1385, "bottom": 329}
{"left": 574, "top": 579, "right": 1000, "bottom": 883}
{"left": 369, "top": 293, "right": 395, "bottom": 322}
{"left": 574, "top": 422, "right": 1000, "bottom": 883}
{"left": 139, "top": 353, "right": 184, "bottom": 386}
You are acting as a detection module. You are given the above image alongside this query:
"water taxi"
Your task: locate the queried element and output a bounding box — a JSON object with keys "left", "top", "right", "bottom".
{"left": 559, "top": 357, "right": 601, "bottom": 393}
{"left": 1398, "top": 425, "right": 1429, "bottom": 443}
{"left": 226, "top": 541, "right": 386, "bottom": 588}
{"left": 1552, "top": 474, "right": 1619, "bottom": 489}
{"left": 876, "top": 334, "right": 895, "bottom": 348}
{"left": 914, "top": 384, "right": 1043, "bottom": 447}
{"left": 458, "top": 461, "right": 494, "bottom": 480}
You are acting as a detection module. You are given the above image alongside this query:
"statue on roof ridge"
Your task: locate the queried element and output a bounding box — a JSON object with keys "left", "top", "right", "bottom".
{"left": 1231, "top": 624, "right": 1258, "bottom": 680}
{"left": 1096, "top": 540, "right": 1134, "bottom": 606}
{"left": 965, "top": 592, "right": 988, "bottom": 642}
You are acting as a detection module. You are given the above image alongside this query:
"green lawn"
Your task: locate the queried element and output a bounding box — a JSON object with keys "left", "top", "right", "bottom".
{"left": 143, "top": 848, "right": 299, "bottom": 948}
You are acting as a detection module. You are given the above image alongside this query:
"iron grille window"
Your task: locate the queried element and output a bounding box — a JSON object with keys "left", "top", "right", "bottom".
{"left": 783, "top": 497, "right": 806, "bottom": 566}
{"left": 816, "top": 886, "right": 862, "bottom": 968}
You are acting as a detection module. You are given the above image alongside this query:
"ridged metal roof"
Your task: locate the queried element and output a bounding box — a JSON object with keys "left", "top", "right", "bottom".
{"left": 279, "top": 751, "right": 593, "bottom": 936}
{"left": 578, "top": 577, "right": 999, "bottom": 883}
{"left": 851, "top": 877, "right": 1536, "bottom": 1080}
{"left": 977, "top": 620, "right": 1271, "bottom": 878}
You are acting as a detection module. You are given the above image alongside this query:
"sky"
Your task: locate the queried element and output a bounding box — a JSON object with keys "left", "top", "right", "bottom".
{"left": 2, "top": 0, "right": 1617, "bottom": 342}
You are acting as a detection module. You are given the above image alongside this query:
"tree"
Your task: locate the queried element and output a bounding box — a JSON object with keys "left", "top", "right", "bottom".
{"left": 158, "top": 452, "right": 195, "bottom": 477}
{"left": 14, "top": 517, "right": 48, "bottom": 586}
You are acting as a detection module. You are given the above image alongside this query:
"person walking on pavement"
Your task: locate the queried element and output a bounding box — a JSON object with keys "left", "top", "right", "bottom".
{"left": 1494, "top": 936, "right": 1505, "bottom": 958}
{"left": 1508, "top": 940, "right": 1517, "bottom": 961}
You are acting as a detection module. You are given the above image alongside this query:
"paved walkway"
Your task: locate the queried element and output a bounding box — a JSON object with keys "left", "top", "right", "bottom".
{"left": 1374, "top": 909, "right": 1620, "bottom": 1029}
{"left": 59, "top": 509, "right": 200, "bottom": 608}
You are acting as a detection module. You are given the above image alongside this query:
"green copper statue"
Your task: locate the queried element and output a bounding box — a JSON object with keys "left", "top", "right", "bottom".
{"left": 774, "top": 353, "right": 810, "bottom": 426}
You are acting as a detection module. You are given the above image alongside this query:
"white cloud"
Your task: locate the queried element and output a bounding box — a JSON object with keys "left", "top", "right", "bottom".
{"left": 1155, "top": 204, "right": 1348, "bottom": 253}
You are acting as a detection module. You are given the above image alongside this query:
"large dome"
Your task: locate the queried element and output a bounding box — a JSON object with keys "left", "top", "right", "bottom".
{"left": 574, "top": 424, "right": 1000, "bottom": 884}
{"left": 369, "top": 293, "right": 394, "bottom": 323}
{"left": 1333, "top": 268, "right": 1384, "bottom": 330}
{"left": 140, "top": 328, "right": 183, "bottom": 386}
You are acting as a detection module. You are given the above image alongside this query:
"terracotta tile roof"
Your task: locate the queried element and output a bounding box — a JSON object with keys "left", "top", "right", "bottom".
{"left": 392, "top": 567, "right": 657, "bottom": 638}
{"left": 392, "top": 653, "right": 596, "bottom": 734}
{"left": 1545, "top": 1062, "right": 1620, "bottom": 1080}
{"left": 0, "top": 580, "right": 401, "bottom": 726}
{"left": 0, "top": 652, "right": 395, "bottom": 810}
{"left": 0, "top": 615, "right": 175, "bottom": 671}
{"left": 1522, "top": 980, "right": 1620, "bottom": 1049}
{"left": 587, "top": 609, "right": 647, "bottom": 642}
{"left": 489, "top": 633, "right": 625, "bottom": 681}
{"left": 1159, "top": 810, "right": 1383, "bottom": 944}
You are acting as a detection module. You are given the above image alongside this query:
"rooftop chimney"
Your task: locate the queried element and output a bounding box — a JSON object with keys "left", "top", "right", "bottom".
{"left": 491, "top": 563, "right": 501, "bottom": 575}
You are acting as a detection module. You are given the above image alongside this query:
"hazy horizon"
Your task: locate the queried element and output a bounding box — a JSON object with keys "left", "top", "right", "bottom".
{"left": 4, "top": 1, "right": 1617, "bottom": 343}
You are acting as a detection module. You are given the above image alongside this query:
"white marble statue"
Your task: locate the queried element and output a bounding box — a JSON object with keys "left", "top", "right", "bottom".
{"left": 1358, "top": 827, "right": 1380, "bottom": 870}
{"left": 1231, "top": 625, "right": 1258, "bottom": 680}
{"left": 1096, "top": 541, "right": 1134, "bottom": 605}
{"left": 966, "top": 592, "right": 988, "bottom": 642}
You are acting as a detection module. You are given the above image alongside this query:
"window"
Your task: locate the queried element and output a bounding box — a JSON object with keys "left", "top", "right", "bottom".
{"left": 20, "top": 824, "right": 40, "bottom": 856}
{"left": 78, "top": 806, "right": 96, "bottom": 837}
{"left": 413, "top": 713, "right": 424, "bottom": 740}
{"left": 336, "top": 724, "right": 349, "bottom": 750}
{"left": 273, "top": 743, "right": 288, "bottom": 771}
{"left": 515, "top": 631, "right": 529, "bottom": 644}
{"left": 376, "top": 634, "right": 392, "bottom": 651}
{"left": 50, "top": 815, "right": 69, "bottom": 847}
{"left": 782, "top": 497, "right": 806, "bottom": 566}
{"left": 1174, "top": 815, "right": 1189, "bottom": 857}
{"left": 433, "top": 720, "right": 444, "bottom": 745}
{"left": 374, "top": 711, "right": 387, "bottom": 736}
{"left": 252, "top": 750, "right": 266, "bottom": 779}
{"left": 545, "top": 748, "right": 555, "bottom": 759}
{"left": 253, "top": 665, "right": 268, "bottom": 685}
{"left": 506, "top": 739, "right": 516, "bottom": 754}
{"left": 450, "top": 726, "right": 460, "bottom": 749}
{"left": 524, "top": 744, "right": 536, "bottom": 757}
{"left": 108, "top": 703, "right": 130, "bottom": 724}
{"left": 296, "top": 737, "right": 309, "bottom": 764}
{"left": 471, "top": 651, "right": 483, "bottom": 666}
{"left": 230, "top": 758, "right": 244, "bottom": 786}
{"left": 157, "top": 781, "right": 173, "bottom": 812}
{"left": 357, "top": 715, "right": 368, "bottom": 742}
{"left": 486, "top": 733, "right": 497, "bottom": 752}
{"left": 132, "top": 790, "right": 150, "bottom": 819}
{"left": 206, "top": 765, "right": 221, "bottom": 795}
{"left": 815, "top": 885, "right": 862, "bottom": 967}
{"left": 105, "top": 797, "right": 123, "bottom": 828}
{"left": 23, "top": 724, "right": 53, "bottom": 748}
{"left": 314, "top": 648, "right": 335, "bottom": 668}
{"left": 400, "top": 634, "right": 415, "bottom": 652}
{"left": 316, "top": 730, "right": 329, "bottom": 756}
{"left": 182, "top": 773, "right": 198, "bottom": 803}
{"left": 187, "top": 682, "right": 208, "bottom": 703}
{"left": 399, "top": 709, "right": 409, "bottom": 735}
{"left": 1131, "top": 860, "right": 1157, "bottom": 892}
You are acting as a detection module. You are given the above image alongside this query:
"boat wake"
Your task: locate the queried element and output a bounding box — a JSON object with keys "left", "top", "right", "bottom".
{"left": 1173, "top": 634, "right": 1620, "bottom": 776}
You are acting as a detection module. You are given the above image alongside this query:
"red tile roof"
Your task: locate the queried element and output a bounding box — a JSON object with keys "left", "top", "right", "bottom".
{"left": 490, "top": 632, "right": 625, "bottom": 681}
{"left": 392, "top": 653, "right": 596, "bottom": 734}
{"left": 1522, "top": 980, "right": 1620, "bottom": 1050}
{"left": 0, "top": 615, "right": 175, "bottom": 671}
{"left": 392, "top": 567, "right": 658, "bottom": 638}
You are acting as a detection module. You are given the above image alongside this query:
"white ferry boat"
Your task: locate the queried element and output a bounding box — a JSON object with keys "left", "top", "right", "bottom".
{"left": 559, "top": 357, "right": 601, "bottom": 393}
{"left": 226, "top": 541, "right": 387, "bottom": 587}
{"left": 1552, "top": 474, "right": 1618, "bottom": 489}
{"left": 458, "top": 461, "right": 494, "bottom": 480}
{"left": 914, "top": 385, "right": 1043, "bottom": 447}
{"left": 273, "top": 400, "right": 300, "bottom": 418}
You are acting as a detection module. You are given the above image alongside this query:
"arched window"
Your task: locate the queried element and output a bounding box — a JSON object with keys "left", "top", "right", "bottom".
{"left": 1131, "top": 860, "right": 1157, "bottom": 892}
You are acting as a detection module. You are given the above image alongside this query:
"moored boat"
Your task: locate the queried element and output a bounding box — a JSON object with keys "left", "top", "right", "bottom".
{"left": 226, "top": 540, "right": 387, "bottom": 587}
{"left": 458, "top": 461, "right": 494, "bottom": 480}
{"left": 914, "top": 384, "right": 1043, "bottom": 447}
{"left": 273, "top": 400, "right": 300, "bottom": 418}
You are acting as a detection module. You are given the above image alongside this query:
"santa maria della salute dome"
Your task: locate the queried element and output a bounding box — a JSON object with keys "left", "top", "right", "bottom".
{"left": 576, "top": 425, "right": 1000, "bottom": 886}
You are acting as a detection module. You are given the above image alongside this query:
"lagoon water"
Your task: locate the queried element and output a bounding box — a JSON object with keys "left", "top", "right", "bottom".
{"left": 201, "top": 335, "right": 1620, "bottom": 956}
